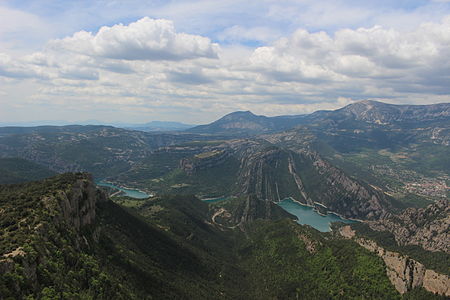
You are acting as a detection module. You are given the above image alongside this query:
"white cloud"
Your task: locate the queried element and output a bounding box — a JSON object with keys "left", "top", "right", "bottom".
{"left": 217, "top": 25, "right": 282, "bottom": 43}
{"left": 0, "top": 53, "right": 42, "bottom": 79}
{"left": 1, "top": 12, "right": 450, "bottom": 123}
{"left": 49, "top": 17, "right": 219, "bottom": 61}
{"left": 248, "top": 17, "right": 450, "bottom": 96}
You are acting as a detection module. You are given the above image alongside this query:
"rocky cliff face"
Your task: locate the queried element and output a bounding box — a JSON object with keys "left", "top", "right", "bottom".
{"left": 301, "top": 150, "right": 392, "bottom": 219}
{"left": 0, "top": 173, "right": 107, "bottom": 296}
{"left": 58, "top": 174, "right": 107, "bottom": 230}
{"left": 234, "top": 144, "right": 393, "bottom": 220}
{"left": 339, "top": 226, "right": 450, "bottom": 296}
{"left": 176, "top": 135, "right": 395, "bottom": 220}
{"left": 366, "top": 199, "right": 450, "bottom": 253}
{"left": 236, "top": 147, "right": 287, "bottom": 201}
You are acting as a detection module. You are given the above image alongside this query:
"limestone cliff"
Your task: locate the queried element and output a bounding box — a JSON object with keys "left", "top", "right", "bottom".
{"left": 339, "top": 225, "right": 450, "bottom": 296}
{"left": 58, "top": 174, "right": 107, "bottom": 230}
{"left": 235, "top": 145, "right": 393, "bottom": 220}
{"left": 0, "top": 173, "right": 107, "bottom": 296}
{"left": 366, "top": 199, "right": 450, "bottom": 253}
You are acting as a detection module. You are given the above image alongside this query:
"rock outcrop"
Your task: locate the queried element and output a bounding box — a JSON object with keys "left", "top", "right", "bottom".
{"left": 0, "top": 173, "right": 107, "bottom": 297}
{"left": 339, "top": 226, "right": 450, "bottom": 296}
{"left": 366, "top": 199, "right": 450, "bottom": 253}
{"left": 58, "top": 174, "right": 107, "bottom": 230}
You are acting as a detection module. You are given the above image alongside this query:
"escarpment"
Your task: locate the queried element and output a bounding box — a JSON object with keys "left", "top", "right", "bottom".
{"left": 0, "top": 173, "right": 108, "bottom": 298}
{"left": 177, "top": 138, "right": 395, "bottom": 221}
{"left": 300, "top": 150, "right": 393, "bottom": 220}
{"left": 235, "top": 146, "right": 393, "bottom": 220}
{"left": 339, "top": 225, "right": 450, "bottom": 296}
{"left": 366, "top": 199, "right": 450, "bottom": 253}
{"left": 58, "top": 174, "right": 107, "bottom": 230}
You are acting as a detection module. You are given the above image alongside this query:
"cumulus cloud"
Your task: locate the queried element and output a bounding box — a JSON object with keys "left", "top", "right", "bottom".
{"left": 0, "top": 53, "right": 43, "bottom": 79}
{"left": 1, "top": 13, "right": 450, "bottom": 123}
{"left": 49, "top": 17, "right": 219, "bottom": 61}
{"left": 248, "top": 17, "right": 450, "bottom": 97}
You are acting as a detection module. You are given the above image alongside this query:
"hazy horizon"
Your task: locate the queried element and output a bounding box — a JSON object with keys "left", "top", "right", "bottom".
{"left": 1, "top": 99, "right": 449, "bottom": 127}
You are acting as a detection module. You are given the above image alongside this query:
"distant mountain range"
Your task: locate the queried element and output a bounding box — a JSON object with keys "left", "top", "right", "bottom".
{"left": 4, "top": 100, "right": 448, "bottom": 135}
{"left": 0, "top": 120, "right": 195, "bottom": 132}
{"left": 187, "top": 111, "right": 307, "bottom": 135}
{"left": 124, "top": 121, "right": 194, "bottom": 132}
{"left": 188, "top": 100, "right": 450, "bottom": 135}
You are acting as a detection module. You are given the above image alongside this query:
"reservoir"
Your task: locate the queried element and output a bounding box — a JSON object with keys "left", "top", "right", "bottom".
{"left": 97, "top": 181, "right": 150, "bottom": 199}
{"left": 203, "top": 196, "right": 234, "bottom": 203}
{"left": 278, "top": 198, "right": 355, "bottom": 232}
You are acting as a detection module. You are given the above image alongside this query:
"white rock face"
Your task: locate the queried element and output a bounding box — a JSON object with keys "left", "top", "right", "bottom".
{"left": 339, "top": 225, "right": 450, "bottom": 296}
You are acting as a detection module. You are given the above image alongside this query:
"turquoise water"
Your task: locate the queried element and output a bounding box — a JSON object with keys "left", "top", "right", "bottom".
{"left": 96, "top": 181, "right": 150, "bottom": 199}
{"left": 202, "top": 196, "right": 233, "bottom": 203}
{"left": 278, "top": 198, "right": 355, "bottom": 232}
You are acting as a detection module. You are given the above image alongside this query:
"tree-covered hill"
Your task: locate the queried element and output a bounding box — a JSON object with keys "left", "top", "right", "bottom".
{"left": 0, "top": 158, "right": 55, "bottom": 184}
{"left": 1, "top": 173, "right": 445, "bottom": 299}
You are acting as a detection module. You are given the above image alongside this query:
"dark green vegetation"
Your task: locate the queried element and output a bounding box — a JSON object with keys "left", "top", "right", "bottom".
{"left": 238, "top": 219, "right": 399, "bottom": 299}
{"left": 0, "top": 158, "right": 55, "bottom": 184}
{"left": 3, "top": 173, "right": 439, "bottom": 299}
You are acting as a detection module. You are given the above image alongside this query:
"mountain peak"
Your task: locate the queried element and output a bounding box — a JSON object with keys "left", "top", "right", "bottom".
{"left": 344, "top": 100, "right": 385, "bottom": 108}
{"left": 338, "top": 100, "right": 449, "bottom": 124}
{"left": 223, "top": 110, "right": 257, "bottom": 118}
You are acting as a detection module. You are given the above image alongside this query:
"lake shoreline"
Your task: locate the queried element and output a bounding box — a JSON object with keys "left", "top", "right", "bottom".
{"left": 278, "top": 197, "right": 358, "bottom": 232}
{"left": 285, "top": 197, "right": 363, "bottom": 222}
{"left": 96, "top": 180, "right": 152, "bottom": 199}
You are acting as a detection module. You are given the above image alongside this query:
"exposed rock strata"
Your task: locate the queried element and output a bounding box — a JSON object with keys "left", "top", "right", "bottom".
{"left": 0, "top": 174, "right": 107, "bottom": 295}
{"left": 58, "top": 175, "right": 107, "bottom": 230}
{"left": 235, "top": 145, "right": 392, "bottom": 220}
{"left": 339, "top": 226, "right": 450, "bottom": 296}
{"left": 366, "top": 199, "right": 450, "bottom": 253}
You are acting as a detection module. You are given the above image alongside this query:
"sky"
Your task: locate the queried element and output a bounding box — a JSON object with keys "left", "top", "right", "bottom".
{"left": 1, "top": 0, "right": 450, "bottom": 124}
